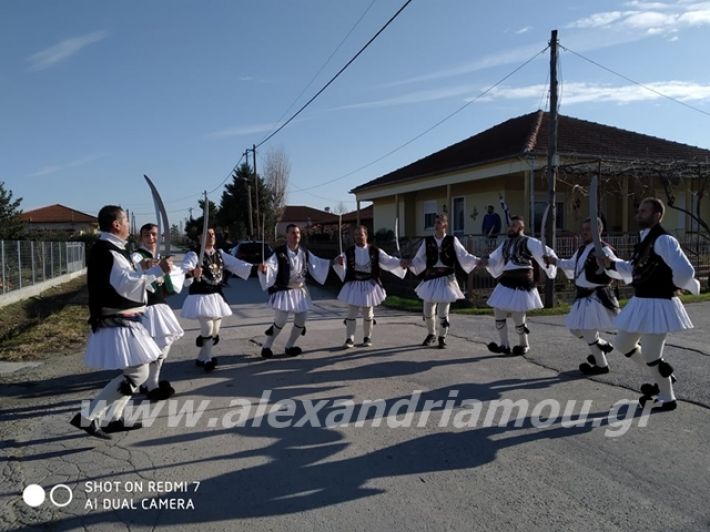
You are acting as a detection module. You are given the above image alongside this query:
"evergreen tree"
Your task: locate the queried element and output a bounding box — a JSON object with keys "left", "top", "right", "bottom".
{"left": 0, "top": 182, "right": 24, "bottom": 239}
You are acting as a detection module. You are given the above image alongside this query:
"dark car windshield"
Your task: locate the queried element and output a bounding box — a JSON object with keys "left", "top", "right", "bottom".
{"left": 238, "top": 243, "right": 271, "bottom": 254}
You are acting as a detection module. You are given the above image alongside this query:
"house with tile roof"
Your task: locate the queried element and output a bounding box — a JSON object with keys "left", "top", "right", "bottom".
{"left": 351, "top": 110, "right": 710, "bottom": 238}
{"left": 20, "top": 204, "right": 97, "bottom": 236}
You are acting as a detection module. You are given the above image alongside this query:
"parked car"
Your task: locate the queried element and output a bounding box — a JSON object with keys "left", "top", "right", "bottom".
{"left": 230, "top": 241, "right": 274, "bottom": 275}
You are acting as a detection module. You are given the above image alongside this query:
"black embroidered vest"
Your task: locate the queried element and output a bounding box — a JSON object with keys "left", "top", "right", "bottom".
{"left": 270, "top": 245, "right": 309, "bottom": 294}
{"left": 189, "top": 249, "right": 225, "bottom": 296}
{"left": 574, "top": 244, "right": 613, "bottom": 286}
{"left": 502, "top": 235, "right": 533, "bottom": 267}
{"left": 631, "top": 224, "right": 676, "bottom": 299}
{"left": 344, "top": 245, "right": 381, "bottom": 285}
{"left": 88, "top": 239, "right": 144, "bottom": 326}
{"left": 424, "top": 235, "right": 456, "bottom": 280}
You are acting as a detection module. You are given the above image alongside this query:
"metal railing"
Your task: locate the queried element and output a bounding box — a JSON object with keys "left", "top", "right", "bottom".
{"left": 0, "top": 241, "right": 85, "bottom": 294}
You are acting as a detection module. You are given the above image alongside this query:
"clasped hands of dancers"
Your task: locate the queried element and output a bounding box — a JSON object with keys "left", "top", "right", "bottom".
{"left": 72, "top": 199, "right": 697, "bottom": 438}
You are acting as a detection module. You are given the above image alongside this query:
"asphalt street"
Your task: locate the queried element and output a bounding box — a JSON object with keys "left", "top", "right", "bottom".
{"left": 1, "top": 277, "right": 709, "bottom": 531}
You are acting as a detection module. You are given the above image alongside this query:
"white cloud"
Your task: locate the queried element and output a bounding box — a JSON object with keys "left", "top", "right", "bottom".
{"left": 331, "top": 84, "right": 480, "bottom": 111}
{"left": 30, "top": 154, "right": 107, "bottom": 177}
{"left": 473, "top": 80, "right": 710, "bottom": 105}
{"left": 567, "top": 2, "right": 710, "bottom": 35}
{"left": 27, "top": 30, "right": 108, "bottom": 72}
{"left": 209, "top": 121, "right": 288, "bottom": 138}
{"left": 515, "top": 26, "right": 532, "bottom": 35}
{"left": 382, "top": 43, "right": 546, "bottom": 88}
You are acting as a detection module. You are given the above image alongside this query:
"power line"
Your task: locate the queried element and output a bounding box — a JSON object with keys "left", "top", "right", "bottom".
{"left": 270, "top": 0, "right": 378, "bottom": 129}
{"left": 255, "top": 0, "right": 414, "bottom": 149}
{"left": 289, "top": 44, "right": 550, "bottom": 193}
{"left": 559, "top": 43, "right": 710, "bottom": 119}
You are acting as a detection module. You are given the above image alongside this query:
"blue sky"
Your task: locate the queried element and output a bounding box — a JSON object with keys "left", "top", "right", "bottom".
{"left": 2, "top": 0, "right": 710, "bottom": 230}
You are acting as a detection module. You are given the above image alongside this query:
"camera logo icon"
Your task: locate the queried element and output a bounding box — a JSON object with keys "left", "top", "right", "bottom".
{"left": 22, "top": 484, "right": 73, "bottom": 508}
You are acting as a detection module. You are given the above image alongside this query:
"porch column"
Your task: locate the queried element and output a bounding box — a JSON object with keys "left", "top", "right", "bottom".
{"left": 446, "top": 184, "right": 451, "bottom": 213}
{"left": 356, "top": 200, "right": 361, "bottom": 226}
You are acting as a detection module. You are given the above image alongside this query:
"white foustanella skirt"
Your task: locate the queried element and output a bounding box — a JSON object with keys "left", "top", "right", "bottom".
{"left": 141, "top": 303, "right": 185, "bottom": 349}
{"left": 487, "top": 284, "right": 543, "bottom": 313}
{"left": 181, "top": 293, "right": 233, "bottom": 320}
{"left": 268, "top": 287, "right": 312, "bottom": 313}
{"left": 85, "top": 323, "right": 162, "bottom": 370}
{"left": 415, "top": 275, "right": 465, "bottom": 303}
{"left": 338, "top": 280, "right": 387, "bottom": 307}
{"left": 614, "top": 296, "right": 693, "bottom": 334}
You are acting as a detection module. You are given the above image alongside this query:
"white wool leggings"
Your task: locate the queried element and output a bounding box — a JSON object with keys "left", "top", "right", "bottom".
{"left": 345, "top": 305, "right": 375, "bottom": 340}
{"left": 423, "top": 302, "right": 451, "bottom": 338}
{"left": 263, "top": 310, "right": 308, "bottom": 349}
{"left": 197, "top": 318, "right": 222, "bottom": 362}
{"left": 494, "top": 309, "right": 528, "bottom": 348}
{"left": 615, "top": 331, "right": 674, "bottom": 402}
{"left": 83, "top": 363, "right": 150, "bottom": 424}
{"left": 569, "top": 329, "right": 611, "bottom": 368}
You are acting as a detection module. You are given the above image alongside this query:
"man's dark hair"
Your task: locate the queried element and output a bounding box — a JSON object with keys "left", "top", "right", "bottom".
{"left": 286, "top": 223, "right": 299, "bottom": 233}
{"left": 98, "top": 205, "right": 124, "bottom": 232}
{"left": 510, "top": 215, "right": 524, "bottom": 223}
{"left": 641, "top": 197, "right": 665, "bottom": 219}
{"left": 582, "top": 217, "right": 604, "bottom": 232}
{"left": 353, "top": 224, "right": 369, "bottom": 235}
{"left": 140, "top": 223, "right": 158, "bottom": 236}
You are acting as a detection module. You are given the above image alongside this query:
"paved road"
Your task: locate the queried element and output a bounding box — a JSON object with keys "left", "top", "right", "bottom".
{"left": 1, "top": 278, "right": 709, "bottom": 531}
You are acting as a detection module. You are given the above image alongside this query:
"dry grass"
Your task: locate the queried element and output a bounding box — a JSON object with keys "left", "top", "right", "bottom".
{"left": 0, "top": 275, "right": 89, "bottom": 361}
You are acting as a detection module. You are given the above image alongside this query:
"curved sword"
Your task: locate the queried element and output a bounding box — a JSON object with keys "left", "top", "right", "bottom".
{"left": 338, "top": 214, "right": 343, "bottom": 256}
{"left": 199, "top": 191, "right": 209, "bottom": 265}
{"left": 143, "top": 174, "right": 171, "bottom": 257}
{"left": 589, "top": 175, "right": 605, "bottom": 273}
{"left": 394, "top": 216, "right": 401, "bottom": 257}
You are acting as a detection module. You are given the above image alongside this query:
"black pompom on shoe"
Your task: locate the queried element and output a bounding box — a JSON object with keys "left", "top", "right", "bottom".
{"left": 285, "top": 346, "right": 302, "bottom": 357}
{"left": 70, "top": 413, "right": 112, "bottom": 440}
{"left": 422, "top": 334, "right": 436, "bottom": 347}
{"left": 261, "top": 348, "right": 273, "bottom": 359}
{"left": 579, "top": 362, "right": 610, "bottom": 375}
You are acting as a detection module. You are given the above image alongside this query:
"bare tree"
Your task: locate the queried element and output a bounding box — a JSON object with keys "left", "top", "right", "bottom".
{"left": 264, "top": 147, "right": 290, "bottom": 221}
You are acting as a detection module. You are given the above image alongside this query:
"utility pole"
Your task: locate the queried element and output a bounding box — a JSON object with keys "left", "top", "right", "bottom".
{"left": 252, "top": 144, "right": 259, "bottom": 241}
{"left": 544, "top": 29, "right": 559, "bottom": 308}
{"left": 247, "top": 184, "right": 254, "bottom": 239}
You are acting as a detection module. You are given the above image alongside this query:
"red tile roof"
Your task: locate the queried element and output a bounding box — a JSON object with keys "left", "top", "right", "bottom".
{"left": 20, "top": 204, "right": 97, "bottom": 224}
{"left": 341, "top": 205, "right": 373, "bottom": 223}
{"left": 352, "top": 110, "right": 710, "bottom": 192}
{"left": 280, "top": 205, "right": 338, "bottom": 224}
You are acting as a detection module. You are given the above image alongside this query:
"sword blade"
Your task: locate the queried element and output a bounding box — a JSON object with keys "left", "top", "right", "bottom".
{"left": 199, "top": 191, "right": 209, "bottom": 264}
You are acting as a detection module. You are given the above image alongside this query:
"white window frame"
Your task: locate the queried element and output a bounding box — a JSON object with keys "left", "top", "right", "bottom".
{"left": 423, "top": 200, "right": 438, "bottom": 231}
{"left": 451, "top": 196, "right": 465, "bottom": 236}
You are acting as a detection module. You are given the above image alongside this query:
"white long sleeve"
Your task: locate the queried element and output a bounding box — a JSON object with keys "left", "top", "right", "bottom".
{"left": 408, "top": 240, "right": 428, "bottom": 276}
{"left": 109, "top": 251, "right": 162, "bottom": 303}
{"left": 452, "top": 237, "right": 479, "bottom": 274}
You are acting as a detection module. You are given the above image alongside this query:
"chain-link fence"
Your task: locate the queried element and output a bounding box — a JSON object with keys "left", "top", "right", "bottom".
{"left": 0, "top": 241, "right": 85, "bottom": 294}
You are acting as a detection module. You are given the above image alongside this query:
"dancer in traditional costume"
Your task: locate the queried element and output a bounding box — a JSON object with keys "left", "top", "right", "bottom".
{"left": 70, "top": 206, "right": 171, "bottom": 439}
{"left": 546, "top": 217, "right": 624, "bottom": 375}
{"left": 481, "top": 215, "right": 557, "bottom": 355}
{"left": 258, "top": 224, "right": 330, "bottom": 358}
{"left": 407, "top": 214, "right": 480, "bottom": 348}
{"left": 181, "top": 227, "right": 253, "bottom": 371}
{"left": 599, "top": 198, "right": 699, "bottom": 411}
{"left": 333, "top": 225, "right": 407, "bottom": 348}
{"left": 130, "top": 223, "right": 184, "bottom": 400}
